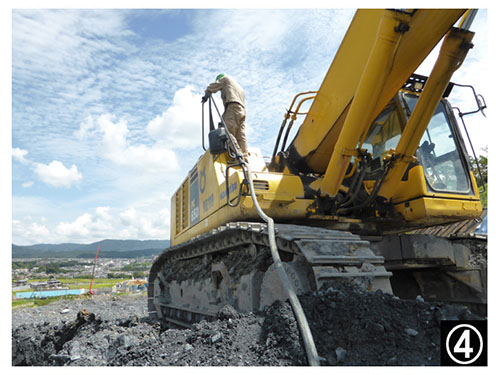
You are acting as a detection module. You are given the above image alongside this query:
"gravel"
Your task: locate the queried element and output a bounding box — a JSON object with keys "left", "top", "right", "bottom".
{"left": 12, "top": 282, "right": 483, "bottom": 366}
{"left": 454, "top": 238, "right": 487, "bottom": 267}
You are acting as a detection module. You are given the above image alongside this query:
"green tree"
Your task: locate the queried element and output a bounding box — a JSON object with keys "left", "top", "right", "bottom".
{"left": 470, "top": 147, "right": 487, "bottom": 207}
{"left": 132, "top": 271, "right": 147, "bottom": 279}
{"left": 107, "top": 273, "right": 130, "bottom": 279}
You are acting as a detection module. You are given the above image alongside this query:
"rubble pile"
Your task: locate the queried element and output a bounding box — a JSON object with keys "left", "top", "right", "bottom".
{"left": 12, "top": 283, "right": 481, "bottom": 366}
{"left": 300, "top": 283, "right": 477, "bottom": 365}
{"left": 454, "top": 238, "right": 488, "bottom": 267}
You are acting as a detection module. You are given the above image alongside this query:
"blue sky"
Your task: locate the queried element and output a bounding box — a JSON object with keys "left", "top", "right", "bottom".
{"left": 10, "top": 7, "right": 490, "bottom": 245}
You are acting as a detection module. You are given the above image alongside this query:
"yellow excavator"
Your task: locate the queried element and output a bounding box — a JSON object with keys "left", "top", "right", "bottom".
{"left": 148, "top": 9, "right": 486, "bottom": 365}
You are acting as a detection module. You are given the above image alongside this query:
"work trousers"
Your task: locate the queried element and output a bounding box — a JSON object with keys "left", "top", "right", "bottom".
{"left": 223, "top": 102, "right": 249, "bottom": 157}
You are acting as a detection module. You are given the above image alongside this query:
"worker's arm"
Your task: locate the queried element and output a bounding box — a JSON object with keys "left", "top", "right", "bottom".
{"left": 202, "top": 81, "right": 222, "bottom": 103}
{"left": 206, "top": 81, "right": 223, "bottom": 94}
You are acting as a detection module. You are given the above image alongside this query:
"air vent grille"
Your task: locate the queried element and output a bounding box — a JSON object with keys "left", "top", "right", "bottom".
{"left": 253, "top": 180, "right": 269, "bottom": 191}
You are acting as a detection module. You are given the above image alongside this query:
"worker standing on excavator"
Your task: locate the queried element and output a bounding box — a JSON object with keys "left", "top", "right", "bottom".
{"left": 204, "top": 74, "right": 249, "bottom": 159}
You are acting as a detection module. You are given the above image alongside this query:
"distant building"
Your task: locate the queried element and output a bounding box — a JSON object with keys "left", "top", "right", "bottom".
{"left": 30, "top": 279, "right": 63, "bottom": 291}
{"left": 113, "top": 278, "right": 148, "bottom": 293}
{"left": 12, "top": 279, "right": 27, "bottom": 287}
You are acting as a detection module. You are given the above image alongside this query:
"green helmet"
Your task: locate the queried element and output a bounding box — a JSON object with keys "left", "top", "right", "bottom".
{"left": 216, "top": 73, "right": 225, "bottom": 81}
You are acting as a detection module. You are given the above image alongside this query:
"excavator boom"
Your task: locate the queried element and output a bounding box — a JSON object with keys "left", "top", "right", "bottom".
{"left": 284, "top": 9, "right": 466, "bottom": 175}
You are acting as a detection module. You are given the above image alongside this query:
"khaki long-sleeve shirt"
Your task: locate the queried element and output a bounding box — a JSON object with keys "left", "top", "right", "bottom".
{"left": 206, "top": 76, "right": 245, "bottom": 108}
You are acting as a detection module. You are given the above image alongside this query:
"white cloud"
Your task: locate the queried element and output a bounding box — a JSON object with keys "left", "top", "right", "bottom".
{"left": 139, "top": 217, "right": 166, "bottom": 237}
{"left": 13, "top": 10, "right": 131, "bottom": 78}
{"left": 53, "top": 205, "right": 169, "bottom": 243}
{"left": 56, "top": 206, "right": 114, "bottom": 241}
{"left": 158, "top": 208, "right": 170, "bottom": 225}
{"left": 120, "top": 207, "right": 137, "bottom": 226}
{"left": 34, "top": 160, "right": 83, "bottom": 188}
{"left": 74, "top": 115, "right": 97, "bottom": 140}
{"left": 57, "top": 213, "right": 93, "bottom": 238}
{"left": 12, "top": 196, "right": 55, "bottom": 221}
{"left": 95, "top": 206, "right": 111, "bottom": 221}
{"left": 119, "top": 206, "right": 169, "bottom": 238}
{"left": 119, "top": 228, "right": 134, "bottom": 238}
{"left": 94, "top": 114, "right": 180, "bottom": 172}
{"left": 30, "top": 222, "right": 50, "bottom": 237}
{"left": 97, "top": 114, "right": 128, "bottom": 155}
{"left": 12, "top": 146, "right": 84, "bottom": 189}
{"left": 202, "top": 10, "right": 292, "bottom": 53}
{"left": 13, "top": 219, "right": 51, "bottom": 244}
{"left": 146, "top": 86, "right": 203, "bottom": 149}
{"left": 13, "top": 148, "right": 29, "bottom": 164}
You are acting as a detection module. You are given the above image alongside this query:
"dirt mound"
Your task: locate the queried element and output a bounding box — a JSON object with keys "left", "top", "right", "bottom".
{"left": 12, "top": 283, "right": 481, "bottom": 366}
{"left": 301, "top": 282, "right": 477, "bottom": 365}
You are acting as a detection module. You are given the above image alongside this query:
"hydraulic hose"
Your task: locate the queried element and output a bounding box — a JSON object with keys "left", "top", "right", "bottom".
{"left": 242, "top": 161, "right": 321, "bottom": 366}
{"left": 340, "top": 161, "right": 368, "bottom": 208}
{"left": 205, "top": 96, "right": 320, "bottom": 365}
{"left": 337, "top": 159, "right": 392, "bottom": 215}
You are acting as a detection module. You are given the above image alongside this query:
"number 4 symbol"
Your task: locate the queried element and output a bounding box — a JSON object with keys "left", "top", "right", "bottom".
{"left": 446, "top": 324, "right": 484, "bottom": 365}
{"left": 454, "top": 329, "right": 473, "bottom": 359}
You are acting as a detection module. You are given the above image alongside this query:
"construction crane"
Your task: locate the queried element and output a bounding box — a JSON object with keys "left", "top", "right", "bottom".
{"left": 148, "top": 9, "right": 486, "bottom": 365}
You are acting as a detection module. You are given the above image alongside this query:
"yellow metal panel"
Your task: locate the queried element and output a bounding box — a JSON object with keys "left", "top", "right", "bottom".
{"left": 469, "top": 171, "right": 480, "bottom": 197}
{"left": 385, "top": 165, "right": 480, "bottom": 204}
{"left": 173, "top": 203, "right": 250, "bottom": 246}
{"left": 390, "top": 163, "right": 482, "bottom": 225}
{"left": 394, "top": 196, "right": 482, "bottom": 223}
{"left": 198, "top": 151, "right": 226, "bottom": 219}
{"left": 171, "top": 149, "right": 308, "bottom": 246}
{"left": 389, "top": 165, "right": 428, "bottom": 203}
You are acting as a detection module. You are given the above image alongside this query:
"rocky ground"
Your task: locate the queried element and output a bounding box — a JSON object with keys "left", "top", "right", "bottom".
{"left": 455, "top": 238, "right": 487, "bottom": 267}
{"left": 12, "top": 282, "right": 482, "bottom": 367}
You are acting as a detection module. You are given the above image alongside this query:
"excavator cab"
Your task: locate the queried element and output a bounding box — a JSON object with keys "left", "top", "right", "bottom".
{"left": 408, "top": 95, "right": 472, "bottom": 193}
{"left": 355, "top": 81, "right": 482, "bottom": 229}
{"left": 361, "top": 83, "right": 478, "bottom": 205}
{"left": 361, "top": 101, "right": 403, "bottom": 163}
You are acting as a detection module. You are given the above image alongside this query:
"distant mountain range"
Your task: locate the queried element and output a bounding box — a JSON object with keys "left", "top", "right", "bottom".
{"left": 12, "top": 239, "right": 170, "bottom": 259}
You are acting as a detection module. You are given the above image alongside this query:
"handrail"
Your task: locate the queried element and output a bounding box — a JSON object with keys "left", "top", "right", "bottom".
{"left": 286, "top": 91, "right": 318, "bottom": 118}
{"left": 270, "top": 91, "right": 317, "bottom": 166}
{"left": 280, "top": 95, "right": 316, "bottom": 153}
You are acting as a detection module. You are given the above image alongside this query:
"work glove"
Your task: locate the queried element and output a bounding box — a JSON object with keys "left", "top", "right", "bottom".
{"left": 201, "top": 92, "right": 210, "bottom": 103}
